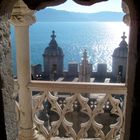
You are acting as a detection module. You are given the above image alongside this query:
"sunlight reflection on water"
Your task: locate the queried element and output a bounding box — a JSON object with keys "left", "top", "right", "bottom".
{"left": 11, "top": 22, "right": 129, "bottom": 75}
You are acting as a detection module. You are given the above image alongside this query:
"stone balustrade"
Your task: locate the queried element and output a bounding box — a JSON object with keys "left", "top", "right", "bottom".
{"left": 13, "top": 80, "right": 127, "bottom": 140}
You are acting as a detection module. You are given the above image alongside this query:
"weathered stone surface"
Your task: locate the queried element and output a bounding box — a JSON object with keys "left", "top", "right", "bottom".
{"left": 0, "top": 15, "right": 17, "bottom": 140}
{"left": 0, "top": 0, "right": 17, "bottom": 16}
{"left": 23, "top": 0, "right": 66, "bottom": 10}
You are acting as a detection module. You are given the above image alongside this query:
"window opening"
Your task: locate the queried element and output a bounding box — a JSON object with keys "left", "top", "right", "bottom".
{"left": 10, "top": 0, "right": 130, "bottom": 139}
{"left": 118, "top": 65, "right": 123, "bottom": 76}
{"left": 10, "top": 0, "right": 129, "bottom": 83}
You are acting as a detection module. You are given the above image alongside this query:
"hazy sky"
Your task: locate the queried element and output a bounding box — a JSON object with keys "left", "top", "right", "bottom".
{"left": 50, "top": 0, "right": 122, "bottom": 13}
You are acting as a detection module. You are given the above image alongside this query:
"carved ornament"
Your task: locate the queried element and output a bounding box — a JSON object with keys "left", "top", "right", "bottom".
{"left": 10, "top": 0, "right": 36, "bottom": 26}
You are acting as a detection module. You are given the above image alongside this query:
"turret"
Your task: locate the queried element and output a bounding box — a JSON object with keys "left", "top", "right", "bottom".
{"left": 43, "top": 31, "right": 64, "bottom": 80}
{"left": 79, "top": 49, "right": 92, "bottom": 82}
{"left": 112, "top": 32, "right": 128, "bottom": 82}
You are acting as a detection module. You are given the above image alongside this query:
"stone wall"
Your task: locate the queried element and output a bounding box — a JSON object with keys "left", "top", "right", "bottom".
{"left": 0, "top": 14, "right": 17, "bottom": 140}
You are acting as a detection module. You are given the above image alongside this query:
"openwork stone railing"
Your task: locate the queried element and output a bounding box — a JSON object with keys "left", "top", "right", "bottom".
{"left": 28, "top": 81, "right": 127, "bottom": 140}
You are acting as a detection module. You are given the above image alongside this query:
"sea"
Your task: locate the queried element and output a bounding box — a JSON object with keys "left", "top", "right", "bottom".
{"left": 10, "top": 22, "right": 129, "bottom": 76}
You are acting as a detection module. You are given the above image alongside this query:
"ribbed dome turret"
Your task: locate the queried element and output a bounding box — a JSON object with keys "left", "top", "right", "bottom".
{"left": 43, "top": 31, "right": 64, "bottom": 79}
{"left": 44, "top": 46, "right": 64, "bottom": 56}
{"left": 113, "top": 32, "right": 128, "bottom": 58}
{"left": 43, "top": 31, "right": 64, "bottom": 56}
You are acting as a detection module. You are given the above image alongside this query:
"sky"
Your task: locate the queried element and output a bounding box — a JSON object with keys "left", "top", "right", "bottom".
{"left": 49, "top": 0, "right": 122, "bottom": 13}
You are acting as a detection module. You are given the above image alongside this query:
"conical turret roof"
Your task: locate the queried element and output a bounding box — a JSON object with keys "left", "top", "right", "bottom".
{"left": 113, "top": 32, "right": 128, "bottom": 58}
{"left": 43, "top": 31, "right": 64, "bottom": 56}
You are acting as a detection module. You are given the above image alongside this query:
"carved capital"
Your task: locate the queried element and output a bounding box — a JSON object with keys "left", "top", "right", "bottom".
{"left": 123, "top": 14, "right": 130, "bottom": 26}
{"left": 122, "top": 1, "right": 130, "bottom": 26}
{"left": 10, "top": 0, "right": 36, "bottom": 26}
{"left": 10, "top": 14, "right": 36, "bottom": 26}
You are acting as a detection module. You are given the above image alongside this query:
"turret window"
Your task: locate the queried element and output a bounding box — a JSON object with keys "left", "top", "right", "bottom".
{"left": 118, "top": 65, "right": 123, "bottom": 76}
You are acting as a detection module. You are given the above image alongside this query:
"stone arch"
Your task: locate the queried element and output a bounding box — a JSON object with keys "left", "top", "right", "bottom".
{"left": 22, "top": 0, "right": 108, "bottom": 10}
{"left": 67, "top": 0, "right": 108, "bottom": 6}
{"left": 0, "top": 0, "right": 18, "bottom": 16}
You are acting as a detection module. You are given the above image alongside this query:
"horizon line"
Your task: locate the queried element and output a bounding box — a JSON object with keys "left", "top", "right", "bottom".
{"left": 44, "top": 8, "right": 124, "bottom": 14}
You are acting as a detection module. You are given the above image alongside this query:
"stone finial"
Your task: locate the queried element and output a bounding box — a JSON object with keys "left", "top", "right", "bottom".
{"left": 83, "top": 49, "right": 88, "bottom": 61}
{"left": 51, "top": 30, "right": 56, "bottom": 40}
{"left": 121, "top": 32, "right": 127, "bottom": 40}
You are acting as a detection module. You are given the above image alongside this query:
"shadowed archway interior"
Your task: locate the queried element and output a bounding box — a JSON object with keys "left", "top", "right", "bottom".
{"left": 22, "top": 0, "right": 108, "bottom": 10}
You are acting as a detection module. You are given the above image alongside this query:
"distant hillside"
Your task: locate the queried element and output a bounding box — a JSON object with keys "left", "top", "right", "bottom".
{"left": 35, "top": 8, "right": 124, "bottom": 22}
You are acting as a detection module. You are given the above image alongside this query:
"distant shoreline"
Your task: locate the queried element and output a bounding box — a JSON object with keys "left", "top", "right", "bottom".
{"left": 35, "top": 8, "right": 124, "bottom": 22}
{"left": 35, "top": 21, "right": 124, "bottom": 23}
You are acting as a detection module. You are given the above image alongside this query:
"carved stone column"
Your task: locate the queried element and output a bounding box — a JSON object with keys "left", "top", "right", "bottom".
{"left": 10, "top": 1, "right": 44, "bottom": 140}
